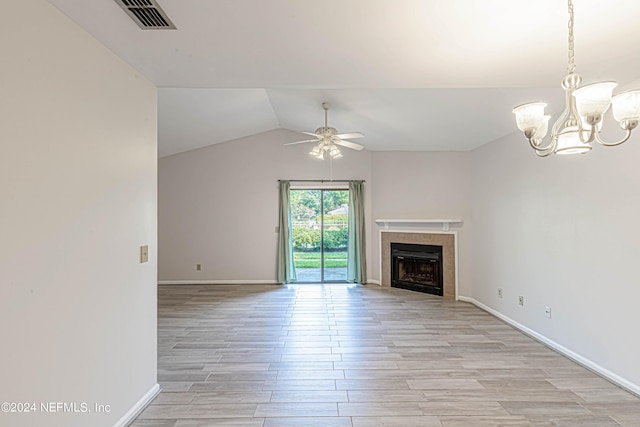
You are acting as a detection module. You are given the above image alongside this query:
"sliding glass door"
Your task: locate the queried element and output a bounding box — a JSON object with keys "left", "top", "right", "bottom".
{"left": 322, "top": 190, "right": 348, "bottom": 282}
{"left": 290, "top": 189, "right": 349, "bottom": 283}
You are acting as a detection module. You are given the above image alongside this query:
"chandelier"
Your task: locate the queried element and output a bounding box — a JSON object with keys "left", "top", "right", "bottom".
{"left": 512, "top": 0, "right": 640, "bottom": 156}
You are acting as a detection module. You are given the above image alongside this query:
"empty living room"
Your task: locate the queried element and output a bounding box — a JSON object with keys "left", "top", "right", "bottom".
{"left": 3, "top": 1, "right": 640, "bottom": 426}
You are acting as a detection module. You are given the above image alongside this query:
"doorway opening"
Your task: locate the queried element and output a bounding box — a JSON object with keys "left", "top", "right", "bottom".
{"left": 290, "top": 189, "right": 349, "bottom": 283}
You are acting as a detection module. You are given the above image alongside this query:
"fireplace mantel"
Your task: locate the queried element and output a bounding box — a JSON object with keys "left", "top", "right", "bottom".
{"left": 375, "top": 218, "right": 462, "bottom": 231}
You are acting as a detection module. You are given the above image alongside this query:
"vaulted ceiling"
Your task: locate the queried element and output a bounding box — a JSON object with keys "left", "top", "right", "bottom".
{"left": 48, "top": 0, "right": 640, "bottom": 157}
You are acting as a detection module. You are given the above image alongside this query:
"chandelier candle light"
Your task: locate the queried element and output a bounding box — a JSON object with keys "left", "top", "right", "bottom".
{"left": 513, "top": 0, "right": 640, "bottom": 156}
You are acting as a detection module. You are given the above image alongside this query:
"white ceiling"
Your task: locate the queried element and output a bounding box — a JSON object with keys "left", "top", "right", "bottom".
{"left": 48, "top": 0, "right": 640, "bottom": 157}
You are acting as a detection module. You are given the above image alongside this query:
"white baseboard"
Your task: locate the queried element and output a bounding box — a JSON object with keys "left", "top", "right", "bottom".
{"left": 114, "top": 383, "right": 160, "bottom": 427}
{"left": 158, "top": 280, "right": 280, "bottom": 285}
{"left": 457, "top": 296, "right": 640, "bottom": 397}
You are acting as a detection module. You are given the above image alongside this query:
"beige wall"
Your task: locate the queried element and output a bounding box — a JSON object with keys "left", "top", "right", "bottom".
{"left": 370, "top": 151, "right": 472, "bottom": 295}
{"left": 0, "top": 2, "right": 158, "bottom": 426}
{"left": 470, "top": 130, "right": 640, "bottom": 393}
{"left": 157, "top": 89, "right": 640, "bottom": 395}
{"left": 158, "top": 128, "right": 373, "bottom": 282}
{"left": 159, "top": 137, "right": 472, "bottom": 294}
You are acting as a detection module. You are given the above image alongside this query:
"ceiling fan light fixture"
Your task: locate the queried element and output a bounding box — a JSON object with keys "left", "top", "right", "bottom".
{"left": 310, "top": 145, "right": 324, "bottom": 159}
{"left": 329, "top": 145, "right": 342, "bottom": 159}
{"left": 284, "top": 102, "right": 365, "bottom": 159}
{"left": 513, "top": 0, "right": 639, "bottom": 156}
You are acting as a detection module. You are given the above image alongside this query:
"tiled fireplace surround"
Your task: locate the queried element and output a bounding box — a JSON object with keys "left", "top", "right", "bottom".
{"left": 380, "top": 231, "right": 456, "bottom": 298}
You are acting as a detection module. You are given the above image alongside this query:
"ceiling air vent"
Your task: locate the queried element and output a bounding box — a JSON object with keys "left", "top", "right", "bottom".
{"left": 115, "top": 0, "right": 176, "bottom": 30}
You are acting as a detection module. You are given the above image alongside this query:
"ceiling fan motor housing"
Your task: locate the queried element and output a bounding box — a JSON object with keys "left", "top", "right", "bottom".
{"left": 315, "top": 127, "right": 338, "bottom": 137}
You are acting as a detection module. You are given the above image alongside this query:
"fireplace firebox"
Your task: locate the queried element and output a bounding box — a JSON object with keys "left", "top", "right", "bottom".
{"left": 391, "top": 243, "right": 443, "bottom": 296}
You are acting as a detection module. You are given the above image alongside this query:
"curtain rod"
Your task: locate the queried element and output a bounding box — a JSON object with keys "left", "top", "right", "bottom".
{"left": 278, "top": 179, "right": 364, "bottom": 183}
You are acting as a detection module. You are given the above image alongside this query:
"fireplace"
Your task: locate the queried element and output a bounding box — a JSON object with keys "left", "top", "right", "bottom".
{"left": 391, "top": 243, "right": 443, "bottom": 296}
{"left": 381, "top": 232, "right": 455, "bottom": 298}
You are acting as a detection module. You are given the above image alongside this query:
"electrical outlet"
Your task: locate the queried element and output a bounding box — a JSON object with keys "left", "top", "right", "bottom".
{"left": 498, "top": 288, "right": 503, "bottom": 298}
{"left": 196, "top": 264, "right": 202, "bottom": 271}
{"left": 275, "top": 226, "right": 279, "bottom": 233}
{"left": 545, "top": 306, "right": 552, "bottom": 318}
{"left": 518, "top": 296, "right": 524, "bottom": 306}
{"left": 140, "top": 245, "right": 149, "bottom": 263}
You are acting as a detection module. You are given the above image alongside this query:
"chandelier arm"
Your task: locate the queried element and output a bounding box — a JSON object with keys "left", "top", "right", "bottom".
{"left": 577, "top": 126, "right": 596, "bottom": 144}
{"left": 551, "top": 103, "right": 572, "bottom": 137}
{"left": 550, "top": 119, "right": 565, "bottom": 138}
{"left": 593, "top": 128, "right": 633, "bottom": 147}
{"left": 567, "top": 88, "right": 599, "bottom": 145}
{"left": 528, "top": 136, "right": 556, "bottom": 153}
{"left": 535, "top": 149, "right": 554, "bottom": 157}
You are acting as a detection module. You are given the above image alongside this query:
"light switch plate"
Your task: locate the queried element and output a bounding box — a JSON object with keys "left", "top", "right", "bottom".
{"left": 140, "top": 245, "right": 149, "bottom": 263}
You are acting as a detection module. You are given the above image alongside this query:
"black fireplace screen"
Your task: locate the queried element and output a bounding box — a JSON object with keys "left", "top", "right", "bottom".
{"left": 391, "top": 243, "right": 443, "bottom": 296}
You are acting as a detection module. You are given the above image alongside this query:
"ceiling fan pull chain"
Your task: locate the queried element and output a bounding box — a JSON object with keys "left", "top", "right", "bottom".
{"left": 330, "top": 155, "right": 333, "bottom": 181}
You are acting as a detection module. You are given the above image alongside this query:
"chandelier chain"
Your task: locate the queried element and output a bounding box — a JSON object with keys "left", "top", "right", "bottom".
{"left": 567, "top": 0, "right": 575, "bottom": 74}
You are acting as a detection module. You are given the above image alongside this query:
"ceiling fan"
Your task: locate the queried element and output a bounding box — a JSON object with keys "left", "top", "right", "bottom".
{"left": 285, "top": 102, "right": 365, "bottom": 159}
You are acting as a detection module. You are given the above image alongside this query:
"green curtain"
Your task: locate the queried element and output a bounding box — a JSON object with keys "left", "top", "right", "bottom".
{"left": 277, "top": 181, "right": 296, "bottom": 283}
{"left": 347, "top": 180, "right": 367, "bottom": 283}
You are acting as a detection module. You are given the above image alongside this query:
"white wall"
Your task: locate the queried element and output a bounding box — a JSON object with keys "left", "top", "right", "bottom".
{"left": 370, "top": 152, "right": 472, "bottom": 294}
{"left": 0, "top": 2, "right": 158, "bottom": 426}
{"left": 158, "top": 128, "right": 372, "bottom": 282}
{"left": 470, "top": 130, "right": 640, "bottom": 392}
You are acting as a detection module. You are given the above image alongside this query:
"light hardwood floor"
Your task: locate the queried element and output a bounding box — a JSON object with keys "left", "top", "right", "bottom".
{"left": 132, "top": 284, "right": 640, "bottom": 426}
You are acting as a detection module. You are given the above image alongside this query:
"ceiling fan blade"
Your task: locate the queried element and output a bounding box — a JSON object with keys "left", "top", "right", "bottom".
{"left": 284, "top": 139, "right": 320, "bottom": 146}
{"left": 333, "top": 139, "right": 365, "bottom": 151}
{"left": 335, "top": 132, "right": 364, "bottom": 139}
{"left": 302, "top": 131, "right": 323, "bottom": 138}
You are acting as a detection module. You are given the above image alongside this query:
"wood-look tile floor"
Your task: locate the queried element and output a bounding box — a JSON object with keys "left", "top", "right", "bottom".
{"left": 132, "top": 284, "right": 640, "bottom": 427}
